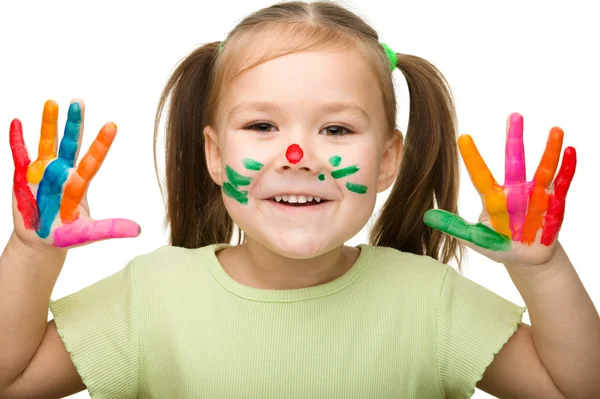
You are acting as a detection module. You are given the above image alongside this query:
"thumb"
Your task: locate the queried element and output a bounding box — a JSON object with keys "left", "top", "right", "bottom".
{"left": 52, "top": 217, "right": 141, "bottom": 248}
{"left": 424, "top": 209, "right": 511, "bottom": 252}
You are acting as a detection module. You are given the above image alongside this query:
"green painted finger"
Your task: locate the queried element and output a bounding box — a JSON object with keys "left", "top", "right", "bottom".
{"left": 423, "top": 209, "right": 511, "bottom": 251}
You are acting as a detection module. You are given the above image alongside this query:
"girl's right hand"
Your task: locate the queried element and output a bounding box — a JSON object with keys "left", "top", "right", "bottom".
{"left": 10, "top": 99, "right": 141, "bottom": 252}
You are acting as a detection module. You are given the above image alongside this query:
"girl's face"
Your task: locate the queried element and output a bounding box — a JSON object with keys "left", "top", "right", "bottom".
{"left": 204, "top": 48, "right": 402, "bottom": 259}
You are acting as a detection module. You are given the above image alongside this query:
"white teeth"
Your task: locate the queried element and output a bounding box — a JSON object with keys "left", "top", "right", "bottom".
{"left": 272, "top": 195, "right": 325, "bottom": 203}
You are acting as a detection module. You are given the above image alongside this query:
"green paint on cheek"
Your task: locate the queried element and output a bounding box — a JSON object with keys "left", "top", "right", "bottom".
{"left": 242, "top": 158, "right": 263, "bottom": 171}
{"left": 223, "top": 182, "right": 248, "bottom": 204}
{"left": 331, "top": 165, "right": 359, "bottom": 179}
{"left": 318, "top": 174, "right": 325, "bottom": 181}
{"left": 226, "top": 165, "right": 253, "bottom": 187}
{"left": 346, "top": 182, "right": 367, "bottom": 194}
{"left": 423, "top": 209, "right": 511, "bottom": 251}
{"left": 328, "top": 155, "right": 342, "bottom": 167}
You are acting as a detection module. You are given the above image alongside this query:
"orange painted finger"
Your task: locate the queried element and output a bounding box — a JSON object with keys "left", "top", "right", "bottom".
{"left": 533, "top": 127, "right": 564, "bottom": 188}
{"left": 38, "top": 100, "right": 59, "bottom": 158}
{"left": 60, "top": 122, "right": 118, "bottom": 222}
{"left": 458, "top": 134, "right": 511, "bottom": 237}
{"left": 521, "top": 127, "right": 564, "bottom": 244}
{"left": 27, "top": 100, "right": 59, "bottom": 184}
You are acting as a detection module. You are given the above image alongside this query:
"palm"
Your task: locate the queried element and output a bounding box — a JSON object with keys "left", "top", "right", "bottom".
{"left": 10, "top": 99, "right": 140, "bottom": 250}
{"left": 424, "top": 113, "right": 576, "bottom": 267}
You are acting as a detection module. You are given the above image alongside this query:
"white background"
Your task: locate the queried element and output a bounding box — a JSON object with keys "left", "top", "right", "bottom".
{"left": 1, "top": 1, "right": 598, "bottom": 398}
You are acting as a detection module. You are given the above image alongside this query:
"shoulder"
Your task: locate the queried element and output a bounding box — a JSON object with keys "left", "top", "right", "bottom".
{"left": 368, "top": 244, "right": 451, "bottom": 277}
{"left": 365, "top": 244, "right": 453, "bottom": 296}
{"left": 126, "top": 243, "right": 225, "bottom": 275}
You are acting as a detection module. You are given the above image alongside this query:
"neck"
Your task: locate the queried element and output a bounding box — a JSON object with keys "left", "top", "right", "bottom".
{"left": 218, "top": 238, "right": 360, "bottom": 290}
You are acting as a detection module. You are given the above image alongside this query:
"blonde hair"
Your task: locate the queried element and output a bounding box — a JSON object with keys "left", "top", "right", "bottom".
{"left": 153, "top": 0, "right": 465, "bottom": 271}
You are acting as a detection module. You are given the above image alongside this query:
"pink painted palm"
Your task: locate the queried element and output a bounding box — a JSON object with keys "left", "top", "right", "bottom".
{"left": 10, "top": 99, "right": 140, "bottom": 250}
{"left": 424, "top": 113, "right": 576, "bottom": 270}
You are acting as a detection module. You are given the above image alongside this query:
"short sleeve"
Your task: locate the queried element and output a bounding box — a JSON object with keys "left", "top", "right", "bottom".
{"left": 48, "top": 262, "right": 139, "bottom": 399}
{"left": 436, "top": 265, "right": 526, "bottom": 399}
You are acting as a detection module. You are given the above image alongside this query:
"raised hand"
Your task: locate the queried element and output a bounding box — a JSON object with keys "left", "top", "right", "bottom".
{"left": 424, "top": 112, "right": 576, "bottom": 268}
{"left": 10, "top": 99, "right": 141, "bottom": 250}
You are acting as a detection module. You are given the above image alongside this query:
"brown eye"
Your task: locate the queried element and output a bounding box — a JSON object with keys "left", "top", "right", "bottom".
{"left": 320, "top": 125, "right": 353, "bottom": 138}
{"left": 244, "top": 122, "right": 276, "bottom": 133}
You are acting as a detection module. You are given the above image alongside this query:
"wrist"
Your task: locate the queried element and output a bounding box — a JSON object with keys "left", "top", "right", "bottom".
{"left": 6, "top": 230, "right": 68, "bottom": 265}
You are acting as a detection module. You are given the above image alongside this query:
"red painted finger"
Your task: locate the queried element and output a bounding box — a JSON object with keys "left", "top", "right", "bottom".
{"left": 9, "top": 119, "right": 39, "bottom": 229}
{"left": 540, "top": 147, "right": 576, "bottom": 245}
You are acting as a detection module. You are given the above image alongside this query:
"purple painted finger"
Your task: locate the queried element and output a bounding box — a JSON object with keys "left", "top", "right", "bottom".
{"left": 52, "top": 218, "right": 141, "bottom": 248}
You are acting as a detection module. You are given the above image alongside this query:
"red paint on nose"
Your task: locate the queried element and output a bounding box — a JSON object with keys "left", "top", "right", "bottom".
{"left": 286, "top": 144, "right": 303, "bottom": 164}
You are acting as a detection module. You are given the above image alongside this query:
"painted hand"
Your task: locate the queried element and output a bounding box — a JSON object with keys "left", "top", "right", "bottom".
{"left": 10, "top": 99, "right": 141, "bottom": 249}
{"left": 423, "top": 113, "right": 576, "bottom": 268}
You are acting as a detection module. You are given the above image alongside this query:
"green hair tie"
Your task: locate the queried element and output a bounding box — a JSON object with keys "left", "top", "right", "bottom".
{"left": 218, "top": 40, "right": 396, "bottom": 71}
{"left": 380, "top": 42, "right": 397, "bottom": 71}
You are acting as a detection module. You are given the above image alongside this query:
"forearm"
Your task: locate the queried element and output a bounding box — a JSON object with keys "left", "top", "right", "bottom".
{"left": 505, "top": 242, "right": 600, "bottom": 399}
{"left": 0, "top": 230, "right": 67, "bottom": 390}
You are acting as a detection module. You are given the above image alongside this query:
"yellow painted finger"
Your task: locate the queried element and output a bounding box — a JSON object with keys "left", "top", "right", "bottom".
{"left": 27, "top": 100, "right": 59, "bottom": 184}
{"left": 60, "top": 122, "right": 118, "bottom": 222}
{"left": 458, "top": 134, "right": 511, "bottom": 238}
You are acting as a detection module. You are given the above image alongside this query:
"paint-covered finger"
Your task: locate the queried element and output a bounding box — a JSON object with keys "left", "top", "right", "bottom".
{"left": 423, "top": 209, "right": 511, "bottom": 251}
{"left": 458, "top": 134, "right": 499, "bottom": 196}
{"left": 521, "top": 127, "right": 563, "bottom": 244}
{"left": 503, "top": 113, "right": 528, "bottom": 240}
{"left": 551, "top": 146, "right": 576, "bottom": 201}
{"left": 534, "top": 127, "right": 564, "bottom": 189}
{"left": 10, "top": 119, "right": 40, "bottom": 229}
{"left": 458, "top": 135, "right": 510, "bottom": 237}
{"left": 540, "top": 147, "right": 576, "bottom": 245}
{"left": 10, "top": 119, "right": 30, "bottom": 171}
{"left": 60, "top": 122, "right": 118, "bottom": 222}
{"left": 27, "top": 100, "right": 59, "bottom": 184}
{"left": 505, "top": 113, "right": 526, "bottom": 185}
{"left": 39, "top": 100, "right": 59, "bottom": 155}
{"left": 520, "top": 184, "right": 547, "bottom": 245}
{"left": 53, "top": 217, "right": 141, "bottom": 248}
{"left": 57, "top": 101, "right": 85, "bottom": 167}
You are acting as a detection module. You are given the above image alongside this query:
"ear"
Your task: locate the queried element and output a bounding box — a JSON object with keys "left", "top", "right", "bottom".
{"left": 203, "top": 125, "right": 223, "bottom": 186}
{"left": 376, "top": 129, "right": 403, "bottom": 193}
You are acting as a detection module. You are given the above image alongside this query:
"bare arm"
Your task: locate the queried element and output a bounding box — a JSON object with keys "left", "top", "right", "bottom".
{"left": 2, "top": 320, "right": 86, "bottom": 398}
{"left": 0, "top": 231, "right": 68, "bottom": 390}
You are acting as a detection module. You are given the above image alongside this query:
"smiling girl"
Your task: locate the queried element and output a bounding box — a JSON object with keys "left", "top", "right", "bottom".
{"left": 1, "top": 1, "right": 599, "bottom": 398}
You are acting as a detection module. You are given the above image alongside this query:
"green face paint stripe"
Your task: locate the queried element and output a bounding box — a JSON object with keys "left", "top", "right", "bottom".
{"left": 423, "top": 209, "right": 511, "bottom": 251}
{"left": 318, "top": 174, "right": 325, "bottom": 181}
{"left": 223, "top": 182, "right": 248, "bottom": 205}
{"left": 242, "top": 158, "right": 263, "bottom": 171}
{"left": 331, "top": 165, "right": 359, "bottom": 179}
{"left": 225, "top": 165, "right": 253, "bottom": 187}
{"left": 328, "top": 155, "right": 342, "bottom": 167}
{"left": 346, "top": 182, "right": 367, "bottom": 194}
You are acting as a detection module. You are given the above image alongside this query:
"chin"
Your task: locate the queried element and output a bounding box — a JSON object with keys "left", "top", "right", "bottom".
{"left": 262, "top": 234, "right": 336, "bottom": 260}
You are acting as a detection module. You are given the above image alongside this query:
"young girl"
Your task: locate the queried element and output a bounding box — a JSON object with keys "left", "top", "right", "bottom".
{"left": 1, "top": 1, "right": 599, "bottom": 398}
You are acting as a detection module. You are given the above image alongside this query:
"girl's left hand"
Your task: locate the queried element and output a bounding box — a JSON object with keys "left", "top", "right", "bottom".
{"left": 424, "top": 112, "right": 577, "bottom": 272}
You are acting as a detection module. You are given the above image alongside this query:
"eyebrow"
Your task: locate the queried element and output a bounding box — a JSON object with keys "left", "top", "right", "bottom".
{"left": 227, "top": 100, "right": 371, "bottom": 122}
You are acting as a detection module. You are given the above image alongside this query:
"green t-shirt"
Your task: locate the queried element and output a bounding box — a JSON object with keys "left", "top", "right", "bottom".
{"left": 49, "top": 243, "right": 526, "bottom": 398}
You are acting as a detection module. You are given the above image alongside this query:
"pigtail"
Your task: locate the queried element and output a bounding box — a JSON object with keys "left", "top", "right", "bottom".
{"left": 154, "top": 41, "right": 237, "bottom": 248}
{"left": 370, "top": 53, "right": 464, "bottom": 269}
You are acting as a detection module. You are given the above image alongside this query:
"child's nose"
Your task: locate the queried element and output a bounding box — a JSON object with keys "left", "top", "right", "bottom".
{"left": 277, "top": 143, "right": 320, "bottom": 173}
